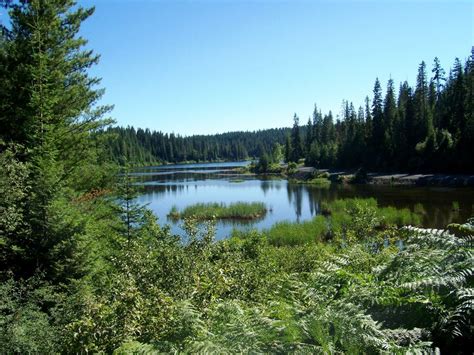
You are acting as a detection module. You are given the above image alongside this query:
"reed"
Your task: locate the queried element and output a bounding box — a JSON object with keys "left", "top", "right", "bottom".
{"left": 169, "top": 202, "right": 267, "bottom": 220}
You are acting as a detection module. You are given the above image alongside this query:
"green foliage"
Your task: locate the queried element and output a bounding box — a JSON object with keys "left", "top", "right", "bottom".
{"left": 290, "top": 176, "right": 331, "bottom": 187}
{"left": 0, "top": 278, "right": 60, "bottom": 353}
{"left": 265, "top": 215, "right": 328, "bottom": 246}
{"left": 169, "top": 202, "right": 267, "bottom": 220}
{"left": 322, "top": 198, "right": 422, "bottom": 233}
{"left": 1, "top": 1, "right": 473, "bottom": 353}
{"left": 255, "top": 151, "right": 270, "bottom": 173}
{"left": 0, "top": 146, "right": 31, "bottom": 271}
{"left": 286, "top": 161, "right": 298, "bottom": 175}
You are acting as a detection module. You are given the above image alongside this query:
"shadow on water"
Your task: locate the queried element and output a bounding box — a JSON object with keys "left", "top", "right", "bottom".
{"left": 133, "top": 162, "right": 474, "bottom": 239}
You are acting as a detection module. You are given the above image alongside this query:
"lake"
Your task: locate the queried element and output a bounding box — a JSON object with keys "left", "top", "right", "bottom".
{"left": 134, "top": 161, "right": 474, "bottom": 239}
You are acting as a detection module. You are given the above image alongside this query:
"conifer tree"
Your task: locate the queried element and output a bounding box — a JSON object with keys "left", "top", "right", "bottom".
{"left": 312, "top": 103, "right": 322, "bottom": 143}
{"left": 383, "top": 78, "right": 398, "bottom": 163}
{"left": 290, "top": 114, "right": 303, "bottom": 162}
{"left": 432, "top": 57, "right": 446, "bottom": 99}
{"left": 414, "top": 61, "right": 431, "bottom": 143}
{"left": 371, "top": 78, "right": 384, "bottom": 165}
{"left": 1, "top": 0, "right": 112, "bottom": 281}
{"left": 284, "top": 134, "right": 291, "bottom": 163}
{"left": 304, "top": 117, "right": 313, "bottom": 154}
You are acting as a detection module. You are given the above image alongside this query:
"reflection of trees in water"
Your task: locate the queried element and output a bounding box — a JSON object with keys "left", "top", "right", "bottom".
{"left": 286, "top": 184, "right": 303, "bottom": 221}
{"left": 135, "top": 171, "right": 223, "bottom": 184}
{"left": 260, "top": 179, "right": 282, "bottom": 196}
{"left": 137, "top": 167, "right": 474, "bottom": 229}
{"left": 142, "top": 184, "right": 186, "bottom": 198}
{"left": 305, "top": 186, "right": 341, "bottom": 217}
{"left": 421, "top": 204, "right": 469, "bottom": 228}
{"left": 261, "top": 180, "right": 271, "bottom": 195}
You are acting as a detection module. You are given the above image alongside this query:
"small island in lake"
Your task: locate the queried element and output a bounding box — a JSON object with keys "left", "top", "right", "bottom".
{"left": 168, "top": 202, "right": 267, "bottom": 221}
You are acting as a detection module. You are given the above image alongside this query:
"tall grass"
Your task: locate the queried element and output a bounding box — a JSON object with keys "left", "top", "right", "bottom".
{"left": 290, "top": 177, "right": 331, "bottom": 187}
{"left": 169, "top": 202, "right": 267, "bottom": 220}
{"left": 267, "top": 198, "right": 423, "bottom": 247}
{"left": 322, "top": 198, "right": 422, "bottom": 228}
{"left": 265, "top": 216, "right": 328, "bottom": 246}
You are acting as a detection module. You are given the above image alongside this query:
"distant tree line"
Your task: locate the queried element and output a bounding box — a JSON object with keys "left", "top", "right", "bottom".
{"left": 290, "top": 51, "right": 474, "bottom": 173}
{"left": 103, "top": 127, "right": 291, "bottom": 165}
{"left": 105, "top": 50, "right": 473, "bottom": 173}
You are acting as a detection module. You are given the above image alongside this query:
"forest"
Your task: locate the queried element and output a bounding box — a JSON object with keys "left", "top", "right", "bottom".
{"left": 105, "top": 52, "right": 474, "bottom": 173}
{"left": 0, "top": 1, "right": 473, "bottom": 353}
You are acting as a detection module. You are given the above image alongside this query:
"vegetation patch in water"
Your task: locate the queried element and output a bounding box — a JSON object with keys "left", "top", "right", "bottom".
{"left": 168, "top": 202, "right": 267, "bottom": 220}
{"left": 265, "top": 215, "right": 328, "bottom": 246}
{"left": 290, "top": 177, "right": 331, "bottom": 187}
{"left": 322, "top": 198, "right": 422, "bottom": 228}
{"left": 265, "top": 198, "right": 423, "bottom": 247}
{"left": 229, "top": 178, "right": 245, "bottom": 183}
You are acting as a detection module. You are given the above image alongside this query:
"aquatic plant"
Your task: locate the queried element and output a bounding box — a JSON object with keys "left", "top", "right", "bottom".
{"left": 168, "top": 202, "right": 267, "bottom": 220}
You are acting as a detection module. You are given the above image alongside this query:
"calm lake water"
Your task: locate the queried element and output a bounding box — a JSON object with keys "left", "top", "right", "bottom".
{"left": 134, "top": 161, "right": 474, "bottom": 239}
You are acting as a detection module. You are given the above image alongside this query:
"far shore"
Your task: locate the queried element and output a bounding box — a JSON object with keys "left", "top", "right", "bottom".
{"left": 294, "top": 167, "right": 474, "bottom": 187}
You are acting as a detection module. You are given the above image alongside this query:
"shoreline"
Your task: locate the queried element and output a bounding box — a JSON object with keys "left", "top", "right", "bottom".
{"left": 284, "top": 167, "right": 474, "bottom": 187}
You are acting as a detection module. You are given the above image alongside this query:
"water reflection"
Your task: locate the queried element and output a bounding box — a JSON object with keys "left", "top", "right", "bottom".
{"left": 133, "top": 162, "right": 474, "bottom": 239}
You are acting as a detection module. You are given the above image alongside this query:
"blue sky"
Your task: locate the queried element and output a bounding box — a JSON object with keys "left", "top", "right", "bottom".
{"left": 79, "top": 0, "right": 473, "bottom": 135}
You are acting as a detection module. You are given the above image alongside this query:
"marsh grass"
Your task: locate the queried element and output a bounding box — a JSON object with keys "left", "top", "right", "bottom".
{"left": 290, "top": 177, "right": 331, "bottom": 187}
{"left": 265, "top": 215, "right": 328, "bottom": 246}
{"left": 229, "top": 179, "right": 245, "bottom": 183}
{"left": 268, "top": 198, "right": 423, "bottom": 247}
{"left": 169, "top": 202, "right": 267, "bottom": 220}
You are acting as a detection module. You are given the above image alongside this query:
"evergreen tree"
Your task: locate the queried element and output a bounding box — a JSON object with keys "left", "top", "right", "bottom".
{"left": 383, "top": 78, "right": 398, "bottom": 164}
{"left": 304, "top": 117, "right": 313, "bottom": 155}
{"left": 1, "top": 0, "right": 111, "bottom": 281}
{"left": 432, "top": 57, "right": 446, "bottom": 99}
{"left": 312, "top": 103, "right": 322, "bottom": 143}
{"left": 371, "top": 78, "right": 384, "bottom": 165}
{"left": 414, "top": 61, "right": 431, "bottom": 144}
{"left": 290, "top": 114, "right": 303, "bottom": 162}
{"left": 115, "top": 166, "right": 147, "bottom": 245}
{"left": 284, "top": 134, "right": 291, "bottom": 163}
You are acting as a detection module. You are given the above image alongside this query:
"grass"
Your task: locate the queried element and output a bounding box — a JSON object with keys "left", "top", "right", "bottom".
{"left": 289, "top": 171, "right": 332, "bottom": 187}
{"left": 322, "top": 198, "right": 422, "bottom": 228}
{"left": 168, "top": 202, "right": 267, "bottom": 221}
{"left": 229, "top": 179, "right": 245, "bottom": 183}
{"left": 265, "top": 198, "right": 424, "bottom": 247}
{"left": 290, "top": 177, "right": 331, "bottom": 187}
{"left": 265, "top": 215, "right": 328, "bottom": 246}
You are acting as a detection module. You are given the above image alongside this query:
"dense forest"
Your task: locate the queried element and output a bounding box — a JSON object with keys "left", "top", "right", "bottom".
{"left": 103, "top": 126, "right": 289, "bottom": 164}
{"left": 0, "top": 1, "right": 472, "bottom": 353}
{"left": 107, "top": 51, "right": 474, "bottom": 173}
{"left": 300, "top": 53, "right": 474, "bottom": 173}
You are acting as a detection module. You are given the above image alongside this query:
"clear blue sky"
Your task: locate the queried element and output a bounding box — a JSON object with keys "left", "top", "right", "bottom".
{"left": 80, "top": 0, "right": 473, "bottom": 135}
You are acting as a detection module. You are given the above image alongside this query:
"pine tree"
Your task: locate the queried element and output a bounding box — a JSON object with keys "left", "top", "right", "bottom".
{"left": 312, "top": 103, "right": 322, "bottom": 143}
{"left": 290, "top": 114, "right": 303, "bottom": 162}
{"left": 304, "top": 117, "right": 313, "bottom": 155}
{"left": 371, "top": 78, "right": 384, "bottom": 166}
{"left": 284, "top": 134, "right": 291, "bottom": 163}
{"left": 383, "top": 78, "right": 398, "bottom": 164}
{"left": 432, "top": 57, "right": 446, "bottom": 99}
{"left": 397, "top": 81, "right": 413, "bottom": 166}
{"left": 414, "top": 61, "right": 431, "bottom": 144}
{"left": 1, "top": 0, "right": 112, "bottom": 281}
{"left": 115, "top": 166, "right": 147, "bottom": 245}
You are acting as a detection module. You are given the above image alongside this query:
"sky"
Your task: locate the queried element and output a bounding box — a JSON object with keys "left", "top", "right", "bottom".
{"left": 78, "top": 0, "right": 473, "bottom": 135}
